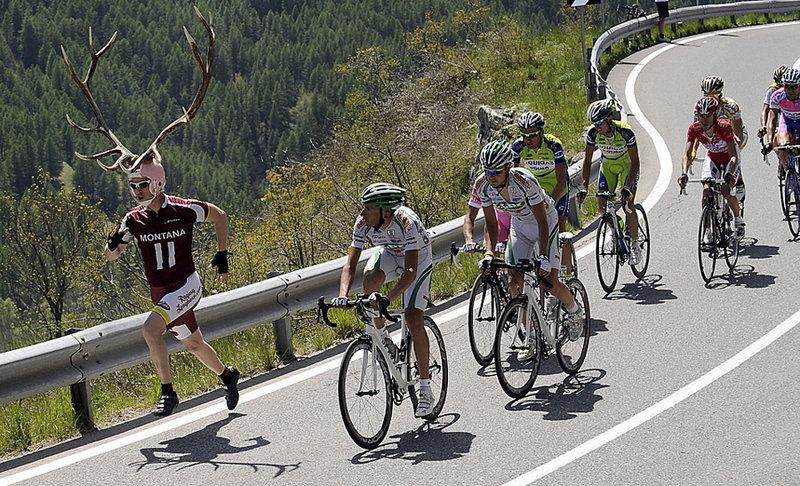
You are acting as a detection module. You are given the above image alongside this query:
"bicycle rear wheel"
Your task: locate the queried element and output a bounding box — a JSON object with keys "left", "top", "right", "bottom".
{"left": 338, "top": 338, "right": 393, "bottom": 449}
{"left": 467, "top": 274, "right": 502, "bottom": 366}
{"left": 595, "top": 215, "right": 620, "bottom": 293}
{"left": 698, "top": 206, "right": 717, "bottom": 283}
{"left": 778, "top": 165, "right": 788, "bottom": 217}
{"left": 630, "top": 203, "right": 651, "bottom": 279}
{"left": 494, "top": 297, "right": 540, "bottom": 398}
{"left": 407, "top": 316, "right": 449, "bottom": 421}
{"left": 785, "top": 170, "right": 800, "bottom": 238}
{"left": 556, "top": 278, "right": 590, "bottom": 375}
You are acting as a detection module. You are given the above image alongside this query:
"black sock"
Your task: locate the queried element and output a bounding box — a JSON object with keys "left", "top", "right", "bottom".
{"left": 219, "top": 367, "right": 231, "bottom": 384}
{"left": 161, "top": 383, "right": 175, "bottom": 397}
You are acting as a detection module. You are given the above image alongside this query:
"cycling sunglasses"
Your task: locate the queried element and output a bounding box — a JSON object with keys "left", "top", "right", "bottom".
{"left": 129, "top": 181, "right": 150, "bottom": 190}
{"left": 484, "top": 168, "right": 505, "bottom": 176}
{"left": 521, "top": 130, "right": 542, "bottom": 138}
{"left": 785, "top": 84, "right": 800, "bottom": 90}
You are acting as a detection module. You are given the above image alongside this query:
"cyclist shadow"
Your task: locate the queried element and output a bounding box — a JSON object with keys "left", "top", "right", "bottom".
{"left": 350, "top": 413, "right": 475, "bottom": 465}
{"left": 503, "top": 369, "right": 608, "bottom": 420}
{"left": 603, "top": 274, "right": 677, "bottom": 305}
{"left": 128, "top": 413, "right": 300, "bottom": 478}
{"left": 738, "top": 237, "right": 779, "bottom": 260}
{"left": 705, "top": 264, "right": 777, "bottom": 290}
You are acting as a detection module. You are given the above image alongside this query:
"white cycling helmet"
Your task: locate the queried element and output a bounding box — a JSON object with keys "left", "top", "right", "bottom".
{"left": 694, "top": 96, "right": 720, "bottom": 117}
{"left": 782, "top": 68, "right": 800, "bottom": 86}
{"left": 517, "top": 112, "right": 545, "bottom": 131}
{"left": 586, "top": 99, "right": 616, "bottom": 124}
{"left": 479, "top": 140, "right": 515, "bottom": 170}
{"left": 774, "top": 65, "right": 789, "bottom": 85}
{"left": 360, "top": 182, "right": 406, "bottom": 209}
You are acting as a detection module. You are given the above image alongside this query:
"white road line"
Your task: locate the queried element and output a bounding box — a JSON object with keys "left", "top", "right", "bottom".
{"left": 504, "top": 21, "right": 800, "bottom": 486}
{"left": 0, "top": 303, "right": 471, "bottom": 485}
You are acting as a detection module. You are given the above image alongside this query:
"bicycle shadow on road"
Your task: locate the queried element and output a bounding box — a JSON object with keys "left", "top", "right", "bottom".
{"left": 705, "top": 264, "right": 777, "bottom": 290}
{"left": 738, "top": 237, "right": 779, "bottom": 260}
{"left": 350, "top": 413, "right": 474, "bottom": 465}
{"left": 128, "top": 413, "right": 299, "bottom": 478}
{"left": 503, "top": 369, "right": 608, "bottom": 421}
{"left": 603, "top": 274, "right": 677, "bottom": 305}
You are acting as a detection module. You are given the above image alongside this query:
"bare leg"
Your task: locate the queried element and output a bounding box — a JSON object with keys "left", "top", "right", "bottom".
{"left": 142, "top": 313, "right": 172, "bottom": 384}
{"left": 183, "top": 329, "right": 225, "bottom": 375}
{"left": 405, "top": 308, "right": 430, "bottom": 379}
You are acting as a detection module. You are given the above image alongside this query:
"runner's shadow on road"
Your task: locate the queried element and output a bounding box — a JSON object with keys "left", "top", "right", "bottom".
{"left": 603, "top": 275, "right": 677, "bottom": 305}
{"left": 350, "top": 413, "right": 474, "bottom": 465}
{"left": 705, "top": 264, "right": 777, "bottom": 290}
{"left": 738, "top": 238, "right": 779, "bottom": 260}
{"left": 503, "top": 369, "right": 608, "bottom": 421}
{"left": 128, "top": 413, "right": 299, "bottom": 478}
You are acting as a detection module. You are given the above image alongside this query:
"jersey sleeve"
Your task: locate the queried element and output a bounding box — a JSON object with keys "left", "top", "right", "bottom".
{"left": 468, "top": 177, "right": 492, "bottom": 208}
{"left": 618, "top": 125, "right": 637, "bottom": 146}
{"left": 545, "top": 135, "right": 566, "bottom": 165}
{"left": 510, "top": 139, "right": 524, "bottom": 165}
{"left": 397, "top": 210, "right": 427, "bottom": 252}
{"left": 350, "top": 217, "right": 367, "bottom": 249}
{"left": 769, "top": 90, "right": 783, "bottom": 110}
{"left": 513, "top": 170, "right": 543, "bottom": 207}
{"left": 584, "top": 126, "right": 597, "bottom": 146}
{"left": 686, "top": 123, "right": 698, "bottom": 144}
{"left": 185, "top": 199, "right": 209, "bottom": 223}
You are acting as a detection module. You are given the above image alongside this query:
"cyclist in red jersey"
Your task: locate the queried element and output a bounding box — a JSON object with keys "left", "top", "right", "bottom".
{"left": 678, "top": 97, "right": 745, "bottom": 239}
{"left": 105, "top": 156, "right": 239, "bottom": 416}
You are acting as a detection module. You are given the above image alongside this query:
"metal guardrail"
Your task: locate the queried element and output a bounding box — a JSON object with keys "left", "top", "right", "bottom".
{"left": 3, "top": 0, "right": 797, "bottom": 407}
{"left": 589, "top": 0, "right": 800, "bottom": 103}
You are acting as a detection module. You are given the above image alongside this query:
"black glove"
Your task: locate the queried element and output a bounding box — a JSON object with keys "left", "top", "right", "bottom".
{"left": 761, "top": 142, "right": 773, "bottom": 156}
{"left": 677, "top": 173, "right": 688, "bottom": 188}
{"left": 107, "top": 226, "right": 126, "bottom": 251}
{"left": 211, "top": 250, "right": 229, "bottom": 274}
{"left": 757, "top": 126, "right": 767, "bottom": 139}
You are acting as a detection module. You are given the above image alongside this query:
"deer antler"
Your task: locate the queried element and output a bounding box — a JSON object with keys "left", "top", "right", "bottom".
{"left": 61, "top": 28, "right": 137, "bottom": 172}
{"left": 139, "top": 6, "right": 215, "bottom": 168}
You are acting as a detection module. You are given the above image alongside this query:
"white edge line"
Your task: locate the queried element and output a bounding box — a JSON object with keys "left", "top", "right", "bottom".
{"left": 504, "top": 21, "right": 800, "bottom": 486}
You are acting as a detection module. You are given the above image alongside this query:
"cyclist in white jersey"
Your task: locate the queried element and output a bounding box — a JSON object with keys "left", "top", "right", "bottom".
{"left": 334, "top": 183, "right": 435, "bottom": 418}
{"left": 759, "top": 65, "right": 788, "bottom": 140}
{"left": 463, "top": 140, "right": 584, "bottom": 328}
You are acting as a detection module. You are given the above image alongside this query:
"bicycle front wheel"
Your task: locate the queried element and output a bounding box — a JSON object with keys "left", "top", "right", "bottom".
{"left": 556, "top": 278, "right": 591, "bottom": 375}
{"left": 595, "top": 215, "right": 620, "bottom": 293}
{"left": 785, "top": 170, "right": 800, "bottom": 238}
{"left": 778, "top": 165, "right": 788, "bottom": 218}
{"left": 494, "top": 297, "right": 540, "bottom": 398}
{"left": 698, "top": 206, "right": 717, "bottom": 283}
{"left": 467, "top": 274, "right": 502, "bottom": 366}
{"left": 631, "top": 204, "right": 651, "bottom": 279}
{"left": 338, "top": 338, "right": 393, "bottom": 449}
{"left": 407, "top": 316, "right": 449, "bottom": 421}
{"left": 723, "top": 210, "right": 739, "bottom": 270}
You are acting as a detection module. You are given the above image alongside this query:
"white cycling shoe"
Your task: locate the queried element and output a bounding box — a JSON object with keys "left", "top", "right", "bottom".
{"left": 415, "top": 386, "right": 435, "bottom": 418}
{"left": 629, "top": 241, "right": 642, "bottom": 266}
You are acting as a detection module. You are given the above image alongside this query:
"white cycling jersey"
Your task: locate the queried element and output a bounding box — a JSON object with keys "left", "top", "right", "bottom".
{"left": 351, "top": 205, "right": 431, "bottom": 257}
{"left": 468, "top": 167, "right": 556, "bottom": 223}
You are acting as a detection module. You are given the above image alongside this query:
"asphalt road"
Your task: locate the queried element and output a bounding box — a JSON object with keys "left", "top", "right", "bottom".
{"left": 2, "top": 21, "right": 800, "bottom": 486}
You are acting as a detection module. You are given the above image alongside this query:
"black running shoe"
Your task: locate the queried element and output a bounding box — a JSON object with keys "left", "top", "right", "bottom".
{"left": 152, "top": 394, "right": 179, "bottom": 416}
{"left": 223, "top": 367, "right": 240, "bottom": 410}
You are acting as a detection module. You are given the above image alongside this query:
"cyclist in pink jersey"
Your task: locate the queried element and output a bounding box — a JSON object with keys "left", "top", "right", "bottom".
{"left": 759, "top": 65, "right": 787, "bottom": 140}
{"left": 105, "top": 157, "right": 239, "bottom": 416}
{"left": 767, "top": 68, "right": 800, "bottom": 172}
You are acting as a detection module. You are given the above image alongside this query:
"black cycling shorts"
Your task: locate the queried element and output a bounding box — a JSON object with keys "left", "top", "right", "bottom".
{"left": 656, "top": 2, "right": 669, "bottom": 18}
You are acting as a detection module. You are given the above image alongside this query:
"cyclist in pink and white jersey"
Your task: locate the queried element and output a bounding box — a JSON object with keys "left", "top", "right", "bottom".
{"left": 767, "top": 68, "right": 800, "bottom": 171}
{"left": 759, "top": 65, "right": 787, "bottom": 139}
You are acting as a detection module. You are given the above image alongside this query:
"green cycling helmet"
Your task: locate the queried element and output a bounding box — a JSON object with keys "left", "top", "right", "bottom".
{"left": 360, "top": 182, "right": 406, "bottom": 209}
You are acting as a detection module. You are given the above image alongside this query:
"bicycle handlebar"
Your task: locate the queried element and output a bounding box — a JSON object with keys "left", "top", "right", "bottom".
{"left": 316, "top": 294, "right": 399, "bottom": 328}
{"left": 480, "top": 257, "right": 553, "bottom": 289}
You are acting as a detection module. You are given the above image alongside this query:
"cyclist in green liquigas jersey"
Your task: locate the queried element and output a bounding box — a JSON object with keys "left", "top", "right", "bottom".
{"left": 510, "top": 112, "right": 575, "bottom": 277}
{"left": 578, "top": 99, "right": 643, "bottom": 266}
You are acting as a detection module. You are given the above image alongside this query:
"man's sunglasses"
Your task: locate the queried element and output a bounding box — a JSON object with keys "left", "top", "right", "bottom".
{"left": 485, "top": 168, "right": 505, "bottom": 176}
{"left": 521, "top": 130, "right": 542, "bottom": 138}
{"left": 129, "top": 181, "right": 150, "bottom": 190}
{"left": 594, "top": 118, "right": 610, "bottom": 128}
{"left": 785, "top": 84, "right": 800, "bottom": 90}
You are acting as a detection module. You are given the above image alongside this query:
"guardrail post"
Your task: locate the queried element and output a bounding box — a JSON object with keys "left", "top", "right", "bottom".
{"left": 267, "top": 271, "right": 295, "bottom": 362}
{"left": 729, "top": 15, "right": 737, "bottom": 26}
{"left": 65, "top": 328, "right": 95, "bottom": 433}
{"left": 585, "top": 46, "right": 596, "bottom": 102}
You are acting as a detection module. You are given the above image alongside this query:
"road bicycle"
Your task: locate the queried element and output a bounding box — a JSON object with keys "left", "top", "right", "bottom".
{"left": 450, "top": 235, "right": 579, "bottom": 367}
{"left": 616, "top": 1, "right": 646, "bottom": 22}
{"left": 317, "top": 295, "right": 448, "bottom": 449}
{"left": 682, "top": 178, "right": 740, "bottom": 283}
{"left": 590, "top": 191, "right": 651, "bottom": 293}
{"left": 489, "top": 258, "right": 591, "bottom": 399}
{"left": 773, "top": 145, "right": 800, "bottom": 238}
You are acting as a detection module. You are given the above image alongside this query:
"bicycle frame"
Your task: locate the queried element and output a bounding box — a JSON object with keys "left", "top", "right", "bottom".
{"left": 595, "top": 191, "right": 631, "bottom": 260}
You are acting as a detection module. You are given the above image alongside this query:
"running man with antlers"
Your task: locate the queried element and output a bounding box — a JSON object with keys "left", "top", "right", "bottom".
{"left": 62, "top": 8, "right": 239, "bottom": 416}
